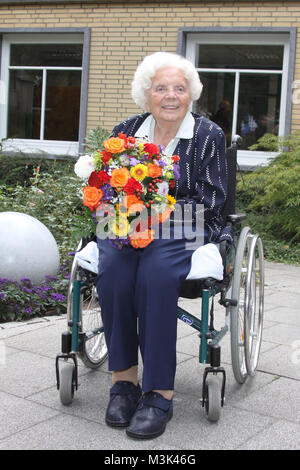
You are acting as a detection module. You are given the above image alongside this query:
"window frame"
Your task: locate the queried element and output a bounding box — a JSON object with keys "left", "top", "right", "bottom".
{"left": 178, "top": 27, "right": 296, "bottom": 169}
{"left": 0, "top": 28, "right": 90, "bottom": 157}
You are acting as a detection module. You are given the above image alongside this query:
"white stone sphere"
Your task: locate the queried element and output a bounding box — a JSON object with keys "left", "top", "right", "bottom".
{"left": 0, "top": 212, "right": 60, "bottom": 284}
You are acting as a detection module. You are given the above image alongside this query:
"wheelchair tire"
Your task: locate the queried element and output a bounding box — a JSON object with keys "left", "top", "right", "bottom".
{"left": 67, "top": 242, "right": 108, "bottom": 369}
{"left": 244, "top": 235, "right": 264, "bottom": 376}
{"left": 230, "top": 226, "right": 251, "bottom": 384}
{"left": 204, "top": 376, "right": 221, "bottom": 422}
{"left": 59, "top": 362, "right": 75, "bottom": 406}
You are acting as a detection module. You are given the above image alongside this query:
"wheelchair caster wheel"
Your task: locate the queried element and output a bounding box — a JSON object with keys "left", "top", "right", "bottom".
{"left": 203, "top": 376, "right": 221, "bottom": 422}
{"left": 59, "top": 362, "right": 76, "bottom": 406}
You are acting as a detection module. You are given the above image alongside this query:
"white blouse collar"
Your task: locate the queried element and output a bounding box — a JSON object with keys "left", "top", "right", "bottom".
{"left": 134, "top": 112, "right": 195, "bottom": 141}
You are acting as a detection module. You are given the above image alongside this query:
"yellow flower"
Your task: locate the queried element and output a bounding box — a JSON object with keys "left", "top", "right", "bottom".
{"left": 110, "top": 217, "right": 130, "bottom": 237}
{"left": 166, "top": 194, "right": 176, "bottom": 208}
{"left": 130, "top": 163, "right": 148, "bottom": 181}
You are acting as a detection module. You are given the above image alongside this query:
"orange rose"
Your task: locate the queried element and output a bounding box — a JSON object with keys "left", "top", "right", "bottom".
{"left": 103, "top": 137, "right": 126, "bottom": 154}
{"left": 82, "top": 186, "right": 103, "bottom": 211}
{"left": 147, "top": 162, "right": 162, "bottom": 178}
{"left": 110, "top": 167, "right": 130, "bottom": 189}
{"left": 123, "top": 195, "right": 140, "bottom": 208}
{"left": 158, "top": 206, "right": 172, "bottom": 223}
{"left": 129, "top": 229, "right": 154, "bottom": 249}
{"left": 123, "top": 195, "right": 145, "bottom": 215}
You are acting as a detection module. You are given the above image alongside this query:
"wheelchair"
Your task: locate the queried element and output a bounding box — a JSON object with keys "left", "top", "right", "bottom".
{"left": 55, "top": 136, "right": 264, "bottom": 422}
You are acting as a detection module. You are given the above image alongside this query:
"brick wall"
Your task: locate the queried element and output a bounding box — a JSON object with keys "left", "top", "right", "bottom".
{"left": 0, "top": 1, "right": 299, "bottom": 134}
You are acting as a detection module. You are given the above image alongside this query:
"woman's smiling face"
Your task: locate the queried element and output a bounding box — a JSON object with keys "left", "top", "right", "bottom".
{"left": 145, "top": 67, "right": 191, "bottom": 126}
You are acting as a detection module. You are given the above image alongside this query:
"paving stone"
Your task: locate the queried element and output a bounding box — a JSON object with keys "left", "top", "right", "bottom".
{"left": 0, "top": 391, "right": 59, "bottom": 440}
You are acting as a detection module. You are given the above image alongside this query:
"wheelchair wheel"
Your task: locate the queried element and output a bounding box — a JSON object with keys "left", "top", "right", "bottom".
{"left": 67, "top": 242, "right": 108, "bottom": 369}
{"left": 204, "top": 376, "right": 221, "bottom": 422}
{"left": 230, "top": 226, "right": 251, "bottom": 384}
{"left": 59, "top": 362, "right": 76, "bottom": 406}
{"left": 244, "top": 235, "right": 264, "bottom": 376}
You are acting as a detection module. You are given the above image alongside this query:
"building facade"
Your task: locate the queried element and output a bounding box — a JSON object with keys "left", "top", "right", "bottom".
{"left": 0, "top": 0, "right": 299, "bottom": 168}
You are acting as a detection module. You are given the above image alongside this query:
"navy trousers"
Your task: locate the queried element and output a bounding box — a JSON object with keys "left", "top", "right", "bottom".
{"left": 96, "top": 230, "right": 194, "bottom": 393}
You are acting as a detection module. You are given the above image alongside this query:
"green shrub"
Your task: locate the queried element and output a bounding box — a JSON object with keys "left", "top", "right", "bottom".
{"left": 237, "top": 133, "right": 300, "bottom": 246}
{"left": 0, "top": 154, "right": 74, "bottom": 187}
{"left": 84, "top": 127, "right": 110, "bottom": 153}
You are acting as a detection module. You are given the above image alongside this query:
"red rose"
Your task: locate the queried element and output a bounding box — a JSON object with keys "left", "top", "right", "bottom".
{"left": 126, "top": 135, "right": 136, "bottom": 148}
{"left": 144, "top": 143, "right": 159, "bottom": 157}
{"left": 118, "top": 133, "right": 128, "bottom": 146}
{"left": 124, "top": 177, "right": 143, "bottom": 195}
{"left": 172, "top": 155, "right": 180, "bottom": 163}
{"left": 88, "top": 171, "right": 102, "bottom": 188}
{"left": 101, "top": 150, "right": 113, "bottom": 165}
{"left": 88, "top": 170, "right": 110, "bottom": 188}
{"left": 98, "top": 170, "right": 110, "bottom": 185}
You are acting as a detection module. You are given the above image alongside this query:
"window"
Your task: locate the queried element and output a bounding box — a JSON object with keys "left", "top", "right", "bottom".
{"left": 185, "top": 31, "right": 295, "bottom": 168}
{"left": 0, "top": 32, "right": 88, "bottom": 156}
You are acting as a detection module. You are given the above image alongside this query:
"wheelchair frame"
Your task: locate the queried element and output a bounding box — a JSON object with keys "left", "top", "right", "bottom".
{"left": 55, "top": 138, "right": 264, "bottom": 422}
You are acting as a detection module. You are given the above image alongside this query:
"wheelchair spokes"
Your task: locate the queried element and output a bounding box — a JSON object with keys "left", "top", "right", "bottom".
{"left": 230, "top": 226, "right": 251, "bottom": 383}
{"left": 244, "top": 235, "right": 264, "bottom": 376}
{"left": 80, "top": 287, "right": 108, "bottom": 367}
{"left": 230, "top": 227, "right": 264, "bottom": 383}
{"left": 68, "top": 255, "right": 108, "bottom": 369}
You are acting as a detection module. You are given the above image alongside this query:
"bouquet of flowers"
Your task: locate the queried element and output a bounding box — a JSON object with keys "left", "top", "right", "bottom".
{"left": 74, "top": 133, "right": 180, "bottom": 249}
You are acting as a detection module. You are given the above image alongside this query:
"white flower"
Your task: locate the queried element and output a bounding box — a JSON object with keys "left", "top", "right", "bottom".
{"left": 156, "top": 181, "right": 169, "bottom": 196}
{"left": 74, "top": 154, "right": 95, "bottom": 179}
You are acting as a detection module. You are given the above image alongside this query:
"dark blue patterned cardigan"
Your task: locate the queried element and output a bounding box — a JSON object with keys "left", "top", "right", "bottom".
{"left": 111, "top": 112, "right": 233, "bottom": 244}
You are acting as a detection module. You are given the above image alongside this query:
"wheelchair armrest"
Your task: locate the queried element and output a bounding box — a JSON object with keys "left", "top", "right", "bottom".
{"left": 180, "top": 277, "right": 221, "bottom": 298}
{"left": 219, "top": 240, "right": 227, "bottom": 269}
{"left": 226, "top": 213, "right": 247, "bottom": 225}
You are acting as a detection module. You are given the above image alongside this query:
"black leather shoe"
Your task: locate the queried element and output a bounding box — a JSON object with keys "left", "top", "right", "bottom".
{"left": 105, "top": 381, "right": 142, "bottom": 428}
{"left": 126, "top": 391, "right": 173, "bottom": 439}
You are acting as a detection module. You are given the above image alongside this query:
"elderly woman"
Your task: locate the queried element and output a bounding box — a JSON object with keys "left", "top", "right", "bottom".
{"left": 96, "top": 51, "right": 231, "bottom": 439}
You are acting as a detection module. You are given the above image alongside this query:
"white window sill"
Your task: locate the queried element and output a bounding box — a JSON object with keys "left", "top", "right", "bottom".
{"left": 1, "top": 139, "right": 79, "bottom": 157}
{"left": 237, "top": 150, "right": 279, "bottom": 170}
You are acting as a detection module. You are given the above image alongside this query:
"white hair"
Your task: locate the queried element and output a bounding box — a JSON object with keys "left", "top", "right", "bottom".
{"left": 131, "top": 51, "right": 203, "bottom": 110}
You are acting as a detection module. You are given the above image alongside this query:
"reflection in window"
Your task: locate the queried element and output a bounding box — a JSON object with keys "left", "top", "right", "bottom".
{"left": 8, "top": 70, "right": 42, "bottom": 139}
{"left": 194, "top": 72, "right": 235, "bottom": 147}
{"left": 196, "top": 44, "right": 284, "bottom": 70}
{"left": 237, "top": 74, "right": 281, "bottom": 150}
{"left": 45, "top": 70, "right": 81, "bottom": 141}
{"left": 10, "top": 43, "right": 83, "bottom": 67}
{"left": 7, "top": 43, "right": 82, "bottom": 142}
{"left": 195, "top": 43, "right": 283, "bottom": 150}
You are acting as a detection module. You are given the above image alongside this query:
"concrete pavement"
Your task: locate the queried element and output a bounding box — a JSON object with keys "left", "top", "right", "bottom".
{"left": 0, "top": 260, "right": 299, "bottom": 451}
